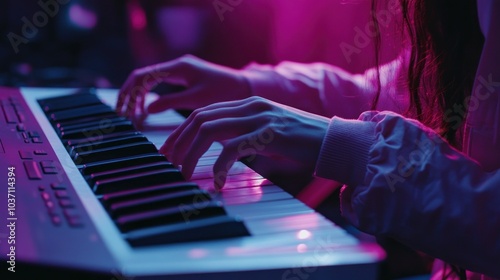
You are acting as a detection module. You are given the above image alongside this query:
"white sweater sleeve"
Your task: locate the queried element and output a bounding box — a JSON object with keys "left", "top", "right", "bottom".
{"left": 314, "top": 111, "right": 500, "bottom": 278}
{"left": 241, "top": 56, "right": 409, "bottom": 118}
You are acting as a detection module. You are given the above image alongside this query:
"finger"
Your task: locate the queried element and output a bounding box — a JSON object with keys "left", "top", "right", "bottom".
{"left": 116, "top": 56, "right": 200, "bottom": 116}
{"left": 178, "top": 115, "right": 266, "bottom": 179}
{"left": 172, "top": 115, "right": 262, "bottom": 170}
{"left": 147, "top": 86, "right": 201, "bottom": 113}
{"left": 166, "top": 110, "right": 267, "bottom": 165}
{"left": 160, "top": 98, "right": 261, "bottom": 155}
{"left": 212, "top": 135, "right": 260, "bottom": 190}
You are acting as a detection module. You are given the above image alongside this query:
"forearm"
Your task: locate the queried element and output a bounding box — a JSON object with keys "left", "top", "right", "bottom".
{"left": 241, "top": 56, "right": 409, "bottom": 118}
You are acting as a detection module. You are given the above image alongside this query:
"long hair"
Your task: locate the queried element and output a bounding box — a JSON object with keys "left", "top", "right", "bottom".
{"left": 370, "top": 0, "right": 484, "bottom": 278}
{"left": 371, "top": 0, "right": 484, "bottom": 147}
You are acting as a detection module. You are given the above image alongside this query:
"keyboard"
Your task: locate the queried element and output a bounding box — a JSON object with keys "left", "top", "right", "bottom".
{"left": 0, "top": 87, "right": 384, "bottom": 279}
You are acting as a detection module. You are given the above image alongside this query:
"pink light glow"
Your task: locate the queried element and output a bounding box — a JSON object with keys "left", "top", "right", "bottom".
{"left": 129, "top": 2, "right": 147, "bottom": 30}
{"left": 69, "top": 4, "right": 97, "bottom": 29}
{"left": 296, "top": 229, "right": 312, "bottom": 240}
{"left": 188, "top": 248, "right": 209, "bottom": 259}
{"left": 296, "top": 244, "right": 308, "bottom": 253}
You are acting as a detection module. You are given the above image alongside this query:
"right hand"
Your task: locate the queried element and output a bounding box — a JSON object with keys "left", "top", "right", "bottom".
{"left": 116, "top": 54, "right": 252, "bottom": 122}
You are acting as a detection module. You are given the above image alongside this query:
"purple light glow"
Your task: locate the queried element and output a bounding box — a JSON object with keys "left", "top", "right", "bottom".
{"left": 69, "top": 4, "right": 98, "bottom": 29}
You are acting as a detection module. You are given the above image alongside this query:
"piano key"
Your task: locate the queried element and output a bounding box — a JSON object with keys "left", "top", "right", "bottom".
{"left": 225, "top": 199, "right": 313, "bottom": 220}
{"left": 101, "top": 182, "right": 199, "bottom": 206}
{"left": 40, "top": 92, "right": 101, "bottom": 113}
{"left": 70, "top": 135, "right": 149, "bottom": 157}
{"left": 58, "top": 116, "right": 128, "bottom": 132}
{"left": 50, "top": 104, "right": 114, "bottom": 122}
{"left": 93, "top": 169, "right": 185, "bottom": 194}
{"left": 220, "top": 191, "right": 292, "bottom": 205}
{"left": 55, "top": 114, "right": 123, "bottom": 129}
{"left": 243, "top": 213, "right": 337, "bottom": 235}
{"left": 65, "top": 131, "right": 142, "bottom": 147}
{"left": 109, "top": 189, "right": 211, "bottom": 217}
{"left": 60, "top": 121, "right": 135, "bottom": 140}
{"left": 116, "top": 201, "right": 227, "bottom": 232}
{"left": 74, "top": 142, "right": 158, "bottom": 164}
{"left": 80, "top": 154, "right": 168, "bottom": 175}
{"left": 87, "top": 162, "right": 175, "bottom": 185}
{"left": 124, "top": 215, "right": 249, "bottom": 247}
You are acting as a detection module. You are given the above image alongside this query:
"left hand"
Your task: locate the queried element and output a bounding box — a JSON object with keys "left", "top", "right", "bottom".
{"left": 159, "top": 96, "right": 330, "bottom": 190}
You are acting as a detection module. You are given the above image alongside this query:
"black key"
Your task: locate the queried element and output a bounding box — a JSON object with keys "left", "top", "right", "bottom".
{"left": 74, "top": 142, "right": 158, "bottom": 164}
{"left": 101, "top": 182, "right": 199, "bottom": 206}
{"left": 93, "top": 169, "right": 184, "bottom": 194}
{"left": 109, "top": 189, "right": 211, "bottom": 216}
{"left": 65, "top": 131, "right": 142, "bottom": 147}
{"left": 50, "top": 104, "right": 114, "bottom": 122}
{"left": 116, "top": 201, "right": 226, "bottom": 232}
{"left": 58, "top": 116, "right": 127, "bottom": 132}
{"left": 80, "top": 154, "right": 168, "bottom": 175}
{"left": 70, "top": 135, "right": 149, "bottom": 157}
{"left": 41, "top": 93, "right": 101, "bottom": 113}
{"left": 60, "top": 121, "right": 135, "bottom": 139}
{"left": 55, "top": 114, "right": 120, "bottom": 129}
{"left": 125, "top": 215, "right": 250, "bottom": 247}
{"left": 87, "top": 162, "right": 174, "bottom": 185}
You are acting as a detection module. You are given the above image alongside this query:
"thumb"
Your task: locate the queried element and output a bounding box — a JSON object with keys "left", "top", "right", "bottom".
{"left": 147, "top": 87, "right": 200, "bottom": 113}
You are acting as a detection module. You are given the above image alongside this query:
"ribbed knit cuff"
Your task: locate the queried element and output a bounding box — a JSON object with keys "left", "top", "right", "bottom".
{"left": 315, "top": 117, "right": 376, "bottom": 186}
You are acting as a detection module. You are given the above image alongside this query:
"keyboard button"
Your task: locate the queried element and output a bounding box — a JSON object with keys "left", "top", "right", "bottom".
{"left": 41, "top": 192, "right": 51, "bottom": 201}
{"left": 1, "top": 103, "right": 18, "bottom": 123}
{"left": 19, "top": 150, "right": 33, "bottom": 159}
{"left": 51, "top": 215, "right": 62, "bottom": 226}
{"left": 59, "top": 199, "right": 75, "bottom": 208}
{"left": 34, "top": 149, "right": 48, "bottom": 155}
{"left": 55, "top": 190, "right": 70, "bottom": 198}
{"left": 23, "top": 161, "right": 42, "bottom": 180}
{"left": 50, "top": 184, "right": 66, "bottom": 190}
{"left": 42, "top": 167, "right": 58, "bottom": 174}
{"left": 125, "top": 216, "right": 249, "bottom": 247}
{"left": 28, "top": 131, "right": 40, "bottom": 138}
{"left": 40, "top": 161, "right": 55, "bottom": 168}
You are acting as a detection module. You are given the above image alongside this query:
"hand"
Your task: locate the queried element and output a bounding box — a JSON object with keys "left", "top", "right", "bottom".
{"left": 159, "top": 96, "right": 330, "bottom": 190}
{"left": 116, "top": 54, "right": 251, "bottom": 122}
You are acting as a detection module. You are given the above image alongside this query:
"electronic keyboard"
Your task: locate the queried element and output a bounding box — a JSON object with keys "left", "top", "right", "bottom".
{"left": 0, "top": 87, "right": 384, "bottom": 279}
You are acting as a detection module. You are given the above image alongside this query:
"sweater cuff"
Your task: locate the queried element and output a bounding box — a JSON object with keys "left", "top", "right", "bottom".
{"left": 315, "top": 117, "right": 376, "bottom": 186}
